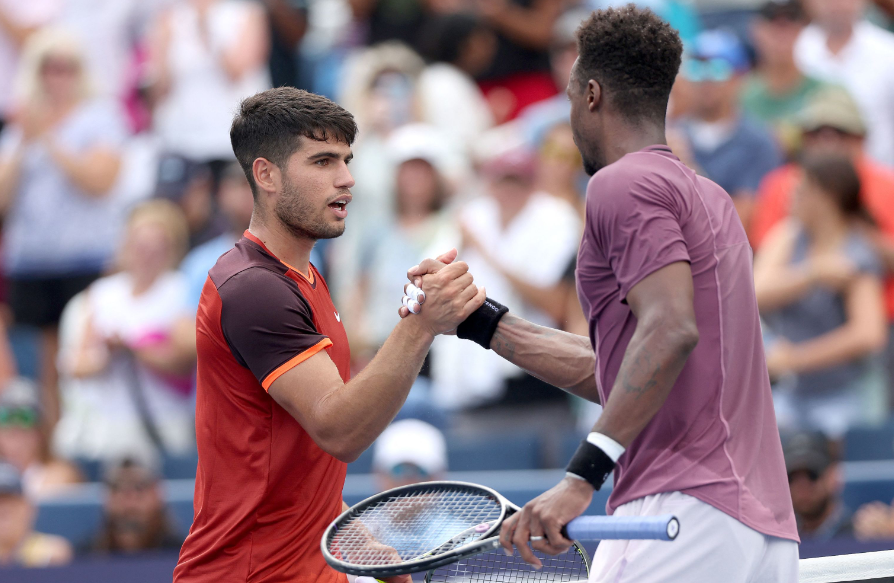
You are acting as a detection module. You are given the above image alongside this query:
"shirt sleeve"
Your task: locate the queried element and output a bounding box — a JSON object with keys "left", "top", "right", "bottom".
{"left": 218, "top": 267, "right": 332, "bottom": 391}
{"left": 589, "top": 169, "right": 691, "bottom": 302}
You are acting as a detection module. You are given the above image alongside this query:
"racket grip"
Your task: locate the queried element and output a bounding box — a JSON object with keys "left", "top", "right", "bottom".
{"left": 563, "top": 514, "right": 679, "bottom": 541}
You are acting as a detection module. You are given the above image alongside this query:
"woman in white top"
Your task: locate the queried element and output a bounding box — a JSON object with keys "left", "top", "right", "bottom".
{"left": 147, "top": 0, "right": 270, "bottom": 163}
{"left": 56, "top": 200, "right": 196, "bottom": 463}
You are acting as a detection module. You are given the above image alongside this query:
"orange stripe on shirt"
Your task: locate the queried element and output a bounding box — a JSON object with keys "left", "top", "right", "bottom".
{"left": 262, "top": 338, "right": 333, "bottom": 391}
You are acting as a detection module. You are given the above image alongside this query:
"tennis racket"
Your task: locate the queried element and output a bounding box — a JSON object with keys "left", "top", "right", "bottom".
{"left": 322, "top": 481, "right": 678, "bottom": 578}
{"left": 423, "top": 540, "right": 591, "bottom": 583}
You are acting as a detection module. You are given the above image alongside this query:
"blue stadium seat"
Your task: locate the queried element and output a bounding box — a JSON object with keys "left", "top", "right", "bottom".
{"left": 163, "top": 452, "right": 200, "bottom": 480}
{"left": 447, "top": 432, "right": 542, "bottom": 471}
{"left": 844, "top": 421, "right": 894, "bottom": 461}
{"left": 34, "top": 497, "right": 103, "bottom": 547}
{"left": 348, "top": 431, "right": 543, "bottom": 474}
{"left": 842, "top": 479, "right": 894, "bottom": 511}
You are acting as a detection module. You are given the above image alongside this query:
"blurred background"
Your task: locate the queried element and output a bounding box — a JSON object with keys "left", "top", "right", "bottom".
{"left": 0, "top": 0, "right": 894, "bottom": 578}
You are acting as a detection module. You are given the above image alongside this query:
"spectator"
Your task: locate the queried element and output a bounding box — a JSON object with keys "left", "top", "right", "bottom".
{"left": 260, "top": 0, "right": 308, "bottom": 89}
{"left": 180, "top": 161, "right": 256, "bottom": 314}
{"left": 750, "top": 88, "right": 894, "bottom": 398}
{"left": 146, "top": 0, "right": 270, "bottom": 167}
{"left": 515, "top": 7, "right": 587, "bottom": 147}
{"left": 0, "top": 2, "right": 59, "bottom": 132}
{"left": 372, "top": 419, "right": 447, "bottom": 492}
{"left": 54, "top": 0, "right": 167, "bottom": 102}
{"left": 351, "top": 124, "right": 455, "bottom": 363}
{"left": 742, "top": 0, "right": 827, "bottom": 156}
{"left": 331, "top": 43, "right": 429, "bottom": 309}
{"left": 854, "top": 499, "right": 894, "bottom": 540}
{"left": 677, "top": 29, "right": 784, "bottom": 233}
{"left": 55, "top": 200, "right": 194, "bottom": 463}
{"left": 795, "top": 0, "right": 894, "bottom": 168}
{"left": 155, "top": 155, "right": 229, "bottom": 250}
{"left": 784, "top": 431, "right": 854, "bottom": 540}
{"left": 430, "top": 146, "right": 580, "bottom": 414}
{"left": 474, "top": 0, "right": 564, "bottom": 123}
{"left": 0, "top": 461, "right": 71, "bottom": 567}
{"left": 0, "top": 27, "right": 126, "bottom": 427}
{"left": 416, "top": 13, "right": 496, "bottom": 154}
{"left": 755, "top": 153, "right": 887, "bottom": 438}
{"left": 348, "top": 0, "right": 431, "bottom": 49}
{"left": 87, "top": 456, "right": 182, "bottom": 555}
{"left": 0, "top": 379, "right": 80, "bottom": 499}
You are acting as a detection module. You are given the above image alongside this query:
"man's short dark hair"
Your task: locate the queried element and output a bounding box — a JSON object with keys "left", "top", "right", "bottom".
{"left": 576, "top": 5, "right": 683, "bottom": 122}
{"left": 230, "top": 88, "right": 358, "bottom": 197}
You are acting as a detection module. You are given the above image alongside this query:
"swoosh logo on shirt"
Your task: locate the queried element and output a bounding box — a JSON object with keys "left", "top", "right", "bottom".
{"left": 334, "top": 312, "right": 341, "bottom": 322}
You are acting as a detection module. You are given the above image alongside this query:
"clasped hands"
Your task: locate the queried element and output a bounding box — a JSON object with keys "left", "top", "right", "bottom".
{"left": 395, "top": 249, "right": 485, "bottom": 336}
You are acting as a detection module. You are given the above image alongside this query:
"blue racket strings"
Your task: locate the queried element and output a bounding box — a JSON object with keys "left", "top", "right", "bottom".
{"left": 425, "top": 544, "right": 590, "bottom": 583}
{"left": 329, "top": 486, "right": 504, "bottom": 566}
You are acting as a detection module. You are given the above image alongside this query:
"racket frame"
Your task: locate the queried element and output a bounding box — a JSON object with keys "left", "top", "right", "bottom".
{"left": 322, "top": 481, "right": 512, "bottom": 578}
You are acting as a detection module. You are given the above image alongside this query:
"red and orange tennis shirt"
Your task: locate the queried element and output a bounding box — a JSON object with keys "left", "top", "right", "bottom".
{"left": 174, "top": 231, "right": 350, "bottom": 583}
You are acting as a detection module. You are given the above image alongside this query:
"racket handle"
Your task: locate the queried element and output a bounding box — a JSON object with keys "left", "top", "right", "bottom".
{"left": 563, "top": 514, "right": 679, "bottom": 541}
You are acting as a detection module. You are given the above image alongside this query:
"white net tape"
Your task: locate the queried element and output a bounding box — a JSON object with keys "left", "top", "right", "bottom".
{"left": 799, "top": 550, "right": 894, "bottom": 583}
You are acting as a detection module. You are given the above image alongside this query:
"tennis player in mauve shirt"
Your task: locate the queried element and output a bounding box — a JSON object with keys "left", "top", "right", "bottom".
{"left": 405, "top": 7, "right": 799, "bottom": 582}
{"left": 173, "top": 87, "right": 484, "bottom": 583}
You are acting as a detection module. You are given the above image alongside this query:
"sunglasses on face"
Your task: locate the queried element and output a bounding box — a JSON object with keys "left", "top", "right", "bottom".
{"left": 682, "top": 58, "right": 736, "bottom": 83}
{"left": 388, "top": 463, "right": 431, "bottom": 478}
{"left": 0, "top": 407, "right": 38, "bottom": 428}
{"left": 788, "top": 469, "right": 820, "bottom": 483}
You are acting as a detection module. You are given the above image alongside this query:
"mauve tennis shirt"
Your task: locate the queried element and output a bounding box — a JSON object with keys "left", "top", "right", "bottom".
{"left": 576, "top": 145, "right": 799, "bottom": 542}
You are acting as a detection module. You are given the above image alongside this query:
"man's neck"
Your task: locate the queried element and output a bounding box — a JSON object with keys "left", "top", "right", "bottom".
{"left": 602, "top": 122, "right": 668, "bottom": 167}
{"left": 825, "top": 22, "right": 856, "bottom": 54}
{"left": 760, "top": 61, "right": 805, "bottom": 95}
{"left": 248, "top": 216, "right": 316, "bottom": 276}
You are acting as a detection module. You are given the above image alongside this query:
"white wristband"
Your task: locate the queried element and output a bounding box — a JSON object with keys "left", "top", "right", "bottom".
{"left": 586, "top": 432, "right": 625, "bottom": 463}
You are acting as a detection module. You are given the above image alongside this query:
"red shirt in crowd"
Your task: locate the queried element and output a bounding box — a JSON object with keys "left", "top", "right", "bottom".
{"left": 174, "top": 231, "right": 351, "bottom": 583}
{"left": 750, "top": 158, "right": 894, "bottom": 318}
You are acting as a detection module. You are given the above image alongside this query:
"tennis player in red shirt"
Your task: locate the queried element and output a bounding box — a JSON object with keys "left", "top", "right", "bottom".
{"left": 173, "top": 88, "right": 485, "bottom": 583}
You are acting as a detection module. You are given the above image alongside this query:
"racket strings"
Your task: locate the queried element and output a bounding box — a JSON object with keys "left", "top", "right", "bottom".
{"left": 426, "top": 545, "right": 590, "bottom": 583}
{"left": 328, "top": 487, "right": 503, "bottom": 565}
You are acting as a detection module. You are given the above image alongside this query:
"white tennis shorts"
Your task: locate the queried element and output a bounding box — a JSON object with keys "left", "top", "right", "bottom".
{"left": 589, "top": 491, "right": 799, "bottom": 583}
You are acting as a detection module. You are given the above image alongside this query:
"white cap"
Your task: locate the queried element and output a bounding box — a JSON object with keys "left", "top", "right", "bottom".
{"left": 387, "top": 123, "right": 452, "bottom": 173}
{"left": 373, "top": 419, "right": 448, "bottom": 476}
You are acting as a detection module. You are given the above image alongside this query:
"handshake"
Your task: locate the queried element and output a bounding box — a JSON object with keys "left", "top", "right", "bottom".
{"left": 395, "top": 249, "right": 508, "bottom": 348}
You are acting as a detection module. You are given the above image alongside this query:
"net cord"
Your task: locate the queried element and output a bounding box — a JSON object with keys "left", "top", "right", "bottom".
{"left": 798, "top": 550, "right": 894, "bottom": 583}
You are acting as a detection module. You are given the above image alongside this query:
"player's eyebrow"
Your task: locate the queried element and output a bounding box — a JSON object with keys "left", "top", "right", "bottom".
{"left": 308, "top": 151, "right": 353, "bottom": 162}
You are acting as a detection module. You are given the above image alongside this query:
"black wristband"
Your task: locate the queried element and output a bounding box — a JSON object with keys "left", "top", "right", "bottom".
{"left": 456, "top": 297, "right": 508, "bottom": 349}
{"left": 566, "top": 440, "right": 615, "bottom": 491}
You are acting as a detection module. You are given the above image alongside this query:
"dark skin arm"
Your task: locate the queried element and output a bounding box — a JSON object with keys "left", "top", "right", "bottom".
{"left": 404, "top": 259, "right": 598, "bottom": 403}
{"left": 498, "top": 261, "right": 699, "bottom": 565}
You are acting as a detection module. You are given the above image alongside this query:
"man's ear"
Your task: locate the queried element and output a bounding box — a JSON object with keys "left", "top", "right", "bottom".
{"left": 252, "top": 158, "right": 280, "bottom": 197}
{"left": 587, "top": 79, "right": 603, "bottom": 113}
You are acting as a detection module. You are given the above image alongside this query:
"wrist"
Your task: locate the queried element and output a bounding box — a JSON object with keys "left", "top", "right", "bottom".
{"left": 566, "top": 437, "right": 617, "bottom": 491}
{"left": 457, "top": 297, "right": 508, "bottom": 349}
{"left": 399, "top": 313, "right": 436, "bottom": 344}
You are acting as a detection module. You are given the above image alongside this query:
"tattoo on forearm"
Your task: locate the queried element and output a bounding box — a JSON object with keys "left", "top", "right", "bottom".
{"left": 620, "top": 347, "right": 661, "bottom": 400}
{"left": 491, "top": 328, "right": 516, "bottom": 361}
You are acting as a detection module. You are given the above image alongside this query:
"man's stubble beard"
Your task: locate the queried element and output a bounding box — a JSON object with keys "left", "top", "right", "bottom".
{"left": 275, "top": 175, "right": 346, "bottom": 241}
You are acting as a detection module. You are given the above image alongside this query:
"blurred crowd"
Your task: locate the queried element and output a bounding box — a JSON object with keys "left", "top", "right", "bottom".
{"left": 1, "top": 0, "right": 894, "bottom": 567}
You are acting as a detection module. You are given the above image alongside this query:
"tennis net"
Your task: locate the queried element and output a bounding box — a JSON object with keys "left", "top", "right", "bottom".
{"left": 799, "top": 550, "right": 894, "bottom": 583}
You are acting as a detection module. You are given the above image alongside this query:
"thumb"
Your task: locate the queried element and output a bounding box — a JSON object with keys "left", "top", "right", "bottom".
{"left": 434, "top": 248, "right": 458, "bottom": 265}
